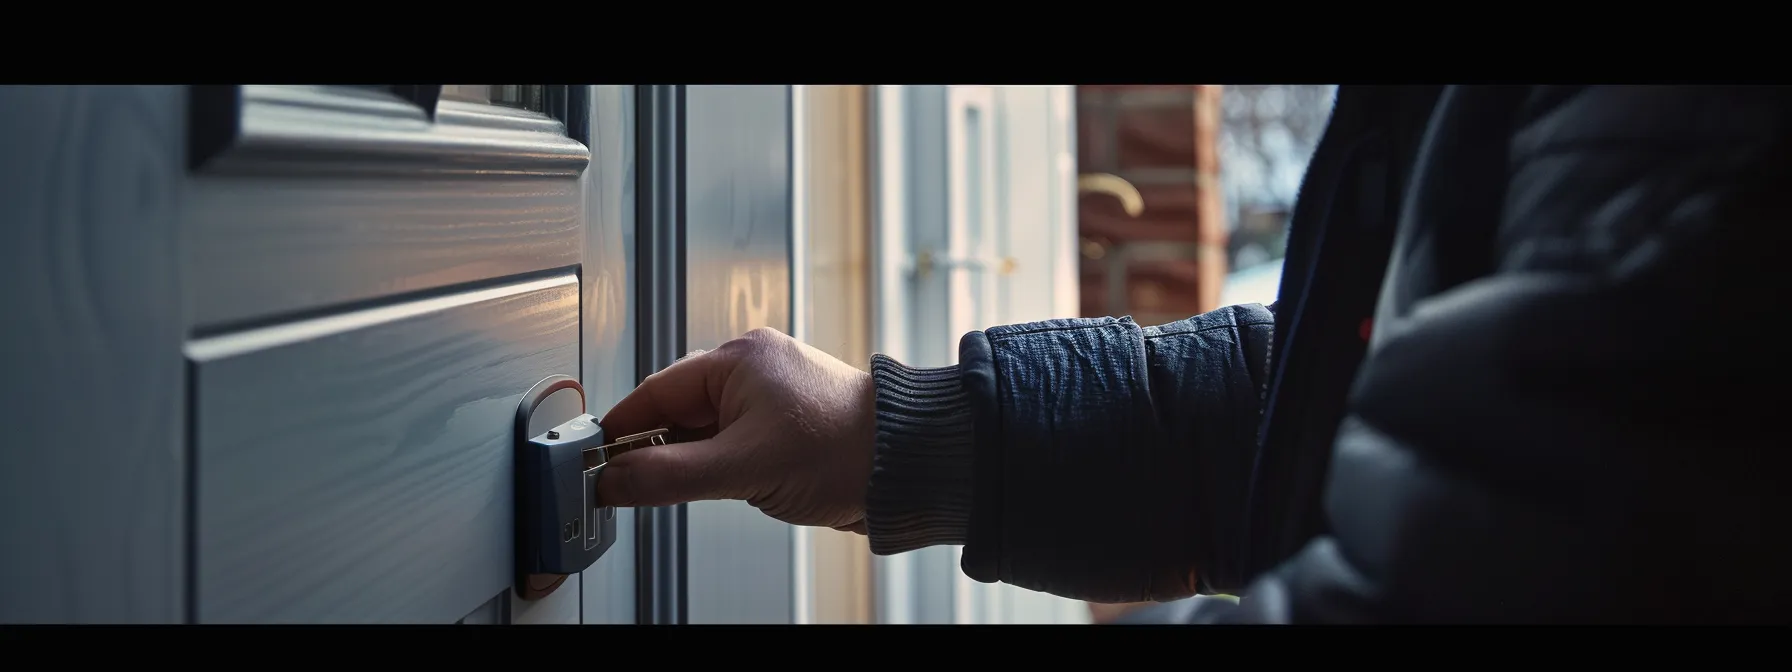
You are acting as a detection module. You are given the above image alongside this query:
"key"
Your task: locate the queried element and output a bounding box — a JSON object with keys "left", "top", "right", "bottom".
{"left": 583, "top": 428, "right": 670, "bottom": 465}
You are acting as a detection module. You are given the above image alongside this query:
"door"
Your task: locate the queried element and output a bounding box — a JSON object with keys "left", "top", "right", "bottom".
{"left": 0, "top": 84, "right": 798, "bottom": 624}
{"left": 868, "top": 85, "right": 1089, "bottom": 624}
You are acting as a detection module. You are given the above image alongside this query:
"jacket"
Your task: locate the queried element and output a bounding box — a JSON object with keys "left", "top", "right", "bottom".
{"left": 863, "top": 85, "right": 1792, "bottom": 623}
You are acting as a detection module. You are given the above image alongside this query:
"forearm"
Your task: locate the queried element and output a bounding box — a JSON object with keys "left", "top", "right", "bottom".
{"left": 864, "top": 304, "right": 1277, "bottom": 602}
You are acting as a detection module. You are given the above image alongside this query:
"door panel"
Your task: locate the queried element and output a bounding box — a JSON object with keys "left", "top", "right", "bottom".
{"left": 0, "top": 85, "right": 187, "bottom": 623}
{"left": 184, "top": 86, "right": 588, "bottom": 330}
{"left": 188, "top": 275, "right": 579, "bottom": 623}
{"left": 683, "top": 85, "right": 795, "bottom": 624}
{"left": 186, "top": 176, "right": 581, "bottom": 329}
{"left": 1, "top": 84, "right": 736, "bottom": 626}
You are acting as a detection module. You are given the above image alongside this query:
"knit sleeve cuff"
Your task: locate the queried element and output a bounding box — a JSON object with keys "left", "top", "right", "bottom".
{"left": 864, "top": 354, "right": 977, "bottom": 556}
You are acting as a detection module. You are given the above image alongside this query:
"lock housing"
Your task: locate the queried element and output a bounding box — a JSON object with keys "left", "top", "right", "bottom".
{"left": 514, "top": 375, "right": 619, "bottom": 600}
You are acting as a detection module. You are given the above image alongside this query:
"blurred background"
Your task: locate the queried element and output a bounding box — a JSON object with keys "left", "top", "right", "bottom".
{"left": 795, "top": 84, "right": 1334, "bottom": 624}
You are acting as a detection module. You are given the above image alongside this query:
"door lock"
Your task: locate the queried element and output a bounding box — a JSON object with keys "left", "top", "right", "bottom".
{"left": 514, "top": 375, "right": 671, "bottom": 601}
{"left": 514, "top": 375, "right": 614, "bottom": 601}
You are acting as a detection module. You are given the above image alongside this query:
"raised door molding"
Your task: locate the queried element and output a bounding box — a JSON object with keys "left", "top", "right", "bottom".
{"left": 189, "top": 85, "right": 589, "bottom": 178}
{"left": 182, "top": 85, "right": 594, "bottom": 330}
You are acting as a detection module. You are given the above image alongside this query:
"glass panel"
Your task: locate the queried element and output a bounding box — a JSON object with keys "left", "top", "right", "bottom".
{"left": 441, "top": 85, "right": 545, "bottom": 112}
{"left": 963, "top": 105, "right": 986, "bottom": 325}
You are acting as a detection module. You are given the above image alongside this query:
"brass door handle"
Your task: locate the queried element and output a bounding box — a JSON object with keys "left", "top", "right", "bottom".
{"left": 907, "top": 250, "right": 1019, "bottom": 279}
{"left": 1077, "top": 172, "right": 1145, "bottom": 217}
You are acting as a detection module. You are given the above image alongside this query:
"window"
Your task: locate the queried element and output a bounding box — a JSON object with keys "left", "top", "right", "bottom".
{"left": 442, "top": 85, "right": 547, "bottom": 113}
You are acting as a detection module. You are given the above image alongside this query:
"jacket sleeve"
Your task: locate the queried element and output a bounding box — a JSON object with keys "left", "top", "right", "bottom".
{"left": 1135, "top": 85, "right": 1792, "bottom": 624}
{"left": 864, "top": 303, "right": 1276, "bottom": 603}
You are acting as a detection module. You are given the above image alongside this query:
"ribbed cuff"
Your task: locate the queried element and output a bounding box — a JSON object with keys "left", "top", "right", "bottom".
{"left": 865, "top": 354, "right": 977, "bottom": 556}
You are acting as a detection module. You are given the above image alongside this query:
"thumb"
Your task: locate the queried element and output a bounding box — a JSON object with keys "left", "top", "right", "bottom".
{"left": 596, "top": 437, "right": 741, "bottom": 507}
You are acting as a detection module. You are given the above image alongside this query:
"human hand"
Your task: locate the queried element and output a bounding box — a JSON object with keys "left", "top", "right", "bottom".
{"left": 596, "top": 327, "right": 877, "bottom": 533}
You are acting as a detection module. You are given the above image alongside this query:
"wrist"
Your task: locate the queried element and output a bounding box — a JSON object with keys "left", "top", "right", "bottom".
{"left": 864, "top": 355, "right": 977, "bottom": 555}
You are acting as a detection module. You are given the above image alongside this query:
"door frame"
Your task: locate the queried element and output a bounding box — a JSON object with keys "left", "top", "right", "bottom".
{"left": 632, "top": 84, "right": 688, "bottom": 625}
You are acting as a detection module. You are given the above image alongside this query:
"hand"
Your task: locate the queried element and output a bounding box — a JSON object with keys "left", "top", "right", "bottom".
{"left": 596, "top": 327, "right": 877, "bottom": 533}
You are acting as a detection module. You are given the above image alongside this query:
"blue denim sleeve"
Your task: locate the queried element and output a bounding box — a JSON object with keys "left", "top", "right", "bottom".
{"left": 865, "top": 303, "right": 1277, "bottom": 603}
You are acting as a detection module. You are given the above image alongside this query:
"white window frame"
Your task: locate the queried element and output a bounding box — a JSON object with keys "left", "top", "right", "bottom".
{"left": 869, "top": 85, "right": 1088, "bottom": 625}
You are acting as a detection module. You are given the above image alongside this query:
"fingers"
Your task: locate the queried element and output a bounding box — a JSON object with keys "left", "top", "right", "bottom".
{"left": 596, "top": 437, "right": 739, "bottom": 507}
{"left": 601, "top": 348, "right": 734, "bottom": 437}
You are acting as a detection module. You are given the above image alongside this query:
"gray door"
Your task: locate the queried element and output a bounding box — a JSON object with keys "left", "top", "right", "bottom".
{"left": 0, "top": 85, "right": 635, "bottom": 624}
{"left": 0, "top": 84, "right": 799, "bottom": 624}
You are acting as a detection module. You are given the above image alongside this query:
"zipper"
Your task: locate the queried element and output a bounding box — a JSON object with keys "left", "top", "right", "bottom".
{"left": 1242, "top": 126, "right": 1394, "bottom": 586}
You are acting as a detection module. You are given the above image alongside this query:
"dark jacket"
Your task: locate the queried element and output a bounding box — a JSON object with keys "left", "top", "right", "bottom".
{"left": 863, "top": 85, "right": 1792, "bottom": 623}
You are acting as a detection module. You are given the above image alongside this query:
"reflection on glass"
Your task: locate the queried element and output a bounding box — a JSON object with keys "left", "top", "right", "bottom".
{"left": 441, "top": 85, "right": 545, "bottom": 112}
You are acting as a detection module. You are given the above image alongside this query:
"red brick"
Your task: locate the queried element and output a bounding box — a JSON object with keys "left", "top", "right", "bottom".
{"left": 1132, "top": 266, "right": 1204, "bottom": 313}
{"left": 1115, "top": 105, "right": 1196, "bottom": 169}
{"left": 1079, "top": 281, "right": 1108, "bottom": 317}
{"left": 1129, "top": 257, "right": 1202, "bottom": 285}
{"left": 1079, "top": 181, "right": 1200, "bottom": 244}
{"left": 1076, "top": 104, "right": 1113, "bottom": 172}
{"left": 1077, "top": 260, "right": 1107, "bottom": 282}
{"left": 1075, "top": 245, "right": 1210, "bottom": 318}
{"left": 1125, "top": 271, "right": 1204, "bottom": 317}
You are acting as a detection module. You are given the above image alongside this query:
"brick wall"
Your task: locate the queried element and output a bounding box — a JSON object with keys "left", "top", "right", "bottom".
{"left": 1077, "top": 85, "right": 1226, "bottom": 325}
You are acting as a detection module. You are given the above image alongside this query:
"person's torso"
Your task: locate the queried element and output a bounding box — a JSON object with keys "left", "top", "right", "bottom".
{"left": 1239, "top": 85, "right": 1534, "bottom": 585}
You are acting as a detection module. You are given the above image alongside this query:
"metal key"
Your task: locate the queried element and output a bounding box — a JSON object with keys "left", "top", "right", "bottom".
{"left": 583, "top": 428, "right": 670, "bottom": 465}
{"left": 582, "top": 428, "right": 670, "bottom": 512}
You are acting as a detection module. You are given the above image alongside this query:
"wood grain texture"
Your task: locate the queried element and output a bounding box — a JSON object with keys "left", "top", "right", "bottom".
{"left": 682, "top": 85, "right": 796, "bottom": 624}
{"left": 578, "top": 84, "right": 640, "bottom": 624}
{"left": 188, "top": 275, "right": 579, "bottom": 624}
{"left": 185, "top": 175, "right": 582, "bottom": 330}
{"left": 0, "top": 85, "right": 186, "bottom": 623}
